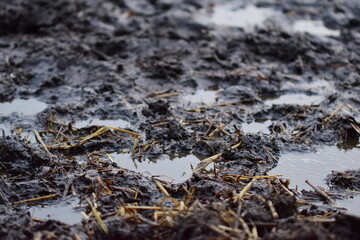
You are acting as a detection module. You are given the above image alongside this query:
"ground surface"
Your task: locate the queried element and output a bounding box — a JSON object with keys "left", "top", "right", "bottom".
{"left": 0, "top": 0, "right": 360, "bottom": 239}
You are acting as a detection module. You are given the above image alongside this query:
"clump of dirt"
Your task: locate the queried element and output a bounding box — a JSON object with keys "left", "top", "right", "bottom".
{"left": 0, "top": 137, "right": 49, "bottom": 175}
{"left": 327, "top": 169, "right": 360, "bottom": 191}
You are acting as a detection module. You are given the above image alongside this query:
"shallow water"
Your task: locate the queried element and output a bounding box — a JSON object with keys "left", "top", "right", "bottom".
{"left": 269, "top": 146, "right": 360, "bottom": 216}
{"left": 0, "top": 123, "right": 11, "bottom": 136}
{"left": 75, "top": 118, "right": 131, "bottom": 129}
{"left": 0, "top": 99, "right": 47, "bottom": 115}
{"left": 199, "top": 3, "right": 340, "bottom": 38}
{"left": 182, "top": 89, "right": 217, "bottom": 105}
{"left": 205, "top": 4, "right": 278, "bottom": 28}
{"left": 111, "top": 153, "right": 200, "bottom": 183}
{"left": 269, "top": 146, "right": 360, "bottom": 190}
{"left": 293, "top": 20, "right": 340, "bottom": 37}
{"left": 0, "top": 122, "right": 37, "bottom": 142}
{"left": 30, "top": 198, "right": 83, "bottom": 225}
{"left": 242, "top": 120, "right": 272, "bottom": 134}
{"left": 264, "top": 93, "right": 324, "bottom": 105}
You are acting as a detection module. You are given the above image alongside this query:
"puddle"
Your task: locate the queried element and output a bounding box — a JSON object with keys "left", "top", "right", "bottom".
{"left": 339, "top": 195, "right": 360, "bottom": 217}
{"left": 30, "top": 198, "right": 83, "bottom": 225}
{"left": 0, "top": 122, "right": 37, "bottom": 142}
{"left": 198, "top": 4, "right": 279, "bottom": 28}
{"left": 293, "top": 20, "right": 340, "bottom": 37}
{"left": 0, "top": 122, "right": 11, "bottom": 136}
{"left": 182, "top": 89, "right": 218, "bottom": 105}
{"left": 111, "top": 153, "right": 200, "bottom": 183}
{"left": 198, "top": 3, "right": 340, "bottom": 38}
{"left": 75, "top": 118, "right": 131, "bottom": 129}
{"left": 264, "top": 93, "right": 324, "bottom": 106}
{"left": 242, "top": 120, "right": 272, "bottom": 134}
{"left": 268, "top": 146, "right": 360, "bottom": 216}
{"left": 269, "top": 146, "right": 360, "bottom": 190}
{"left": 0, "top": 99, "right": 47, "bottom": 115}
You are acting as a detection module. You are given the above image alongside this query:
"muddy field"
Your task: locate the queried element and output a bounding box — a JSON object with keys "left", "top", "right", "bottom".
{"left": 1, "top": 0, "right": 360, "bottom": 239}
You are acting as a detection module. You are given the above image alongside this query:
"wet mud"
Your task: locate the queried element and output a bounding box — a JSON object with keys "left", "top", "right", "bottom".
{"left": 1, "top": 0, "right": 360, "bottom": 239}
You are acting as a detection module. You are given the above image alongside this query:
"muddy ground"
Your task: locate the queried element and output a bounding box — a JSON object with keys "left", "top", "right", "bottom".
{"left": 0, "top": 0, "right": 360, "bottom": 239}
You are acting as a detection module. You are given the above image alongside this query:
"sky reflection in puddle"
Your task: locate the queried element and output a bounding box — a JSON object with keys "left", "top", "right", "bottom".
{"left": 198, "top": 3, "right": 340, "bottom": 37}
{"left": 206, "top": 4, "right": 278, "bottom": 28}
{"left": 111, "top": 153, "right": 200, "bottom": 183}
{"left": 242, "top": 120, "right": 272, "bottom": 134}
{"left": 30, "top": 198, "right": 83, "bottom": 225}
{"left": 0, "top": 99, "right": 47, "bottom": 115}
{"left": 74, "top": 118, "right": 131, "bottom": 129}
{"left": 182, "top": 89, "right": 218, "bottom": 105}
{"left": 269, "top": 146, "right": 360, "bottom": 216}
{"left": 264, "top": 93, "right": 324, "bottom": 105}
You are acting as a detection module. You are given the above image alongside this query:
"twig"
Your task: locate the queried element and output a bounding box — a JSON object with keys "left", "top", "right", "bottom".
{"left": 267, "top": 200, "right": 279, "bottom": 220}
{"left": 34, "top": 130, "right": 52, "bottom": 158}
{"left": 278, "top": 180, "right": 294, "bottom": 196}
{"left": 305, "top": 180, "right": 336, "bottom": 205}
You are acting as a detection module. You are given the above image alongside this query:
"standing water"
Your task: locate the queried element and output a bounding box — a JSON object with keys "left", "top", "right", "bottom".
{"left": 269, "top": 145, "right": 360, "bottom": 216}
{"left": 111, "top": 153, "right": 200, "bottom": 183}
{"left": 0, "top": 98, "right": 47, "bottom": 115}
{"left": 197, "top": 2, "right": 340, "bottom": 38}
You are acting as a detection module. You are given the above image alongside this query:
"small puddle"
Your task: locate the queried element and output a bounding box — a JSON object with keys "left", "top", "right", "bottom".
{"left": 293, "top": 20, "right": 340, "bottom": 37}
{"left": 111, "top": 153, "right": 200, "bottom": 183}
{"left": 264, "top": 93, "right": 324, "bottom": 106}
{"left": 242, "top": 120, "right": 272, "bottom": 134}
{"left": 198, "top": 3, "right": 340, "bottom": 38}
{"left": 0, "top": 99, "right": 47, "bottom": 115}
{"left": 269, "top": 146, "right": 360, "bottom": 216}
{"left": 75, "top": 118, "right": 131, "bottom": 129}
{"left": 0, "top": 122, "right": 11, "bottom": 136}
{"left": 0, "top": 122, "right": 37, "bottom": 142}
{"left": 30, "top": 198, "right": 83, "bottom": 225}
{"left": 182, "top": 89, "right": 218, "bottom": 105}
{"left": 198, "top": 4, "right": 279, "bottom": 28}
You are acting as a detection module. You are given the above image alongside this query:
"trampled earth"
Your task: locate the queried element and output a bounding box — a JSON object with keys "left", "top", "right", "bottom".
{"left": 1, "top": 0, "right": 360, "bottom": 239}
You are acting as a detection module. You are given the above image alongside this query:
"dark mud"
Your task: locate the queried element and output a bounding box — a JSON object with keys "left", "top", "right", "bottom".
{"left": 1, "top": 0, "right": 360, "bottom": 239}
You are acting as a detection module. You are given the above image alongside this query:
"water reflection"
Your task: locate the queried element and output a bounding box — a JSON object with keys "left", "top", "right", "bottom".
{"left": 111, "top": 153, "right": 200, "bottom": 183}
{"left": 198, "top": 3, "right": 341, "bottom": 37}
{"left": 293, "top": 20, "right": 340, "bottom": 37}
{"left": 198, "top": 4, "right": 279, "bottom": 28}
{"left": 0, "top": 99, "right": 47, "bottom": 115}
{"left": 182, "top": 89, "right": 218, "bottom": 105}
{"left": 75, "top": 118, "right": 131, "bottom": 129}
{"left": 269, "top": 146, "right": 360, "bottom": 216}
{"left": 264, "top": 93, "right": 324, "bottom": 105}
{"left": 242, "top": 120, "right": 272, "bottom": 134}
{"left": 30, "top": 198, "right": 83, "bottom": 225}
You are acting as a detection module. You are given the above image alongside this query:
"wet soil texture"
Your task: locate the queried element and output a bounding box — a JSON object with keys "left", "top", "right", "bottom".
{"left": 1, "top": 0, "right": 360, "bottom": 239}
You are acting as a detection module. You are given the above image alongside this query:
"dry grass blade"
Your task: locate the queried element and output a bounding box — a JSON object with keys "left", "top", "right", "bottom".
{"left": 208, "top": 123, "right": 227, "bottom": 137}
{"left": 77, "top": 127, "right": 110, "bottom": 141}
{"left": 194, "top": 153, "right": 222, "bottom": 173}
{"left": 156, "top": 181, "right": 170, "bottom": 197}
{"left": 234, "top": 179, "right": 256, "bottom": 202}
{"left": 85, "top": 197, "right": 109, "bottom": 234}
{"left": 195, "top": 142, "right": 242, "bottom": 173}
{"left": 350, "top": 123, "right": 360, "bottom": 135}
{"left": 109, "top": 127, "right": 142, "bottom": 137}
{"left": 0, "top": 194, "right": 58, "bottom": 207}
{"left": 223, "top": 174, "right": 282, "bottom": 182}
{"left": 34, "top": 129, "right": 52, "bottom": 157}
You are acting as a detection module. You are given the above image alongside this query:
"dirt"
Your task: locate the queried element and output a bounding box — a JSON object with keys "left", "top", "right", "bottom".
{"left": 1, "top": 0, "right": 360, "bottom": 239}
